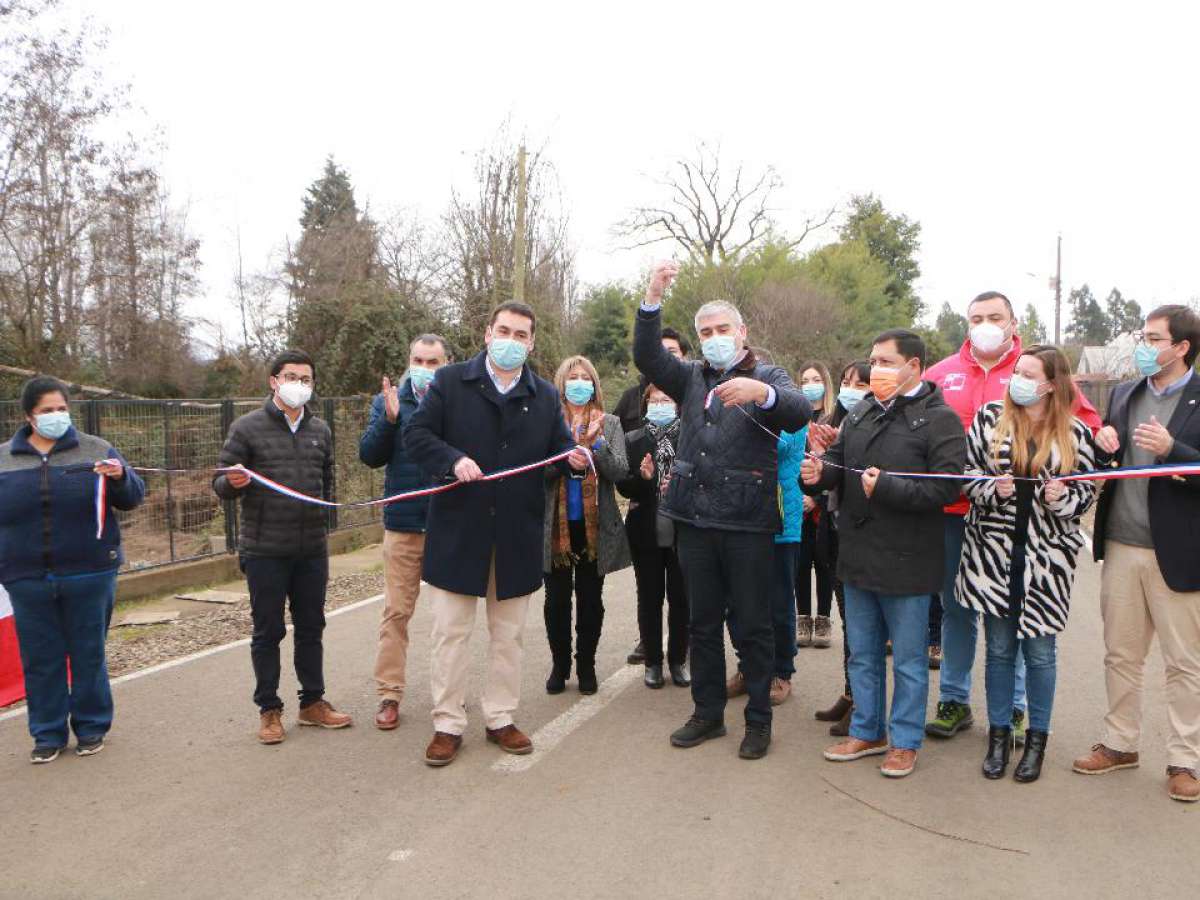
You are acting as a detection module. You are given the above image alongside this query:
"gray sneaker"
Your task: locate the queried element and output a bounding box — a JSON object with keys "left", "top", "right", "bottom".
{"left": 813, "top": 616, "right": 832, "bottom": 648}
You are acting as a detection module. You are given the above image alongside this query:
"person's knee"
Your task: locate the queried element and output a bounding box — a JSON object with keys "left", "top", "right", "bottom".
{"left": 1023, "top": 637, "right": 1057, "bottom": 671}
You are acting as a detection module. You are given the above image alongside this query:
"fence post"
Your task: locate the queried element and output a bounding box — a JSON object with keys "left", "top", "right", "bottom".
{"left": 85, "top": 399, "right": 100, "bottom": 437}
{"left": 220, "top": 400, "right": 237, "bottom": 554}
{"left": 323, "top": 397, "right": 338, "bottom": 531}
{"left": 163, "top": 403, "right": 177, "bottom": 562}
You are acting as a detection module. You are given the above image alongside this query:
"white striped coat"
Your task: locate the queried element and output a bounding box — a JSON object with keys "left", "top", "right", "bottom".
{"left": 955, "top": 402, "right": 1098, "bottom": 638}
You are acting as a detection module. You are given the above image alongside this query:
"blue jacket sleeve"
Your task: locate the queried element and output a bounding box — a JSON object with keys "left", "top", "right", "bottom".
{"left": 359, "top": 394, "right": 397, "bottom": 469}
{"left": 106, "top": 446, "right": 146, "bottom": 511}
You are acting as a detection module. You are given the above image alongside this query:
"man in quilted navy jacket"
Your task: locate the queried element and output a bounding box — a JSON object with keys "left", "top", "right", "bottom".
{"left": 634, "top": 260, "right": 812, "bottom": 761}
{"left": 359, "top": 334, "right": 449, "bottom": 731}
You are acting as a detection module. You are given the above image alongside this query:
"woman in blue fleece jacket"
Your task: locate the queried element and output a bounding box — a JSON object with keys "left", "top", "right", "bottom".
{"left": 0, "top": 376, "right": 145, "bottom": 764}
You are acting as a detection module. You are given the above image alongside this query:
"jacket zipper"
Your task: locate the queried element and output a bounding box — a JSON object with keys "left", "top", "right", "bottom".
{"left": 40, "top": 454, "right": 53, "bottom": 574}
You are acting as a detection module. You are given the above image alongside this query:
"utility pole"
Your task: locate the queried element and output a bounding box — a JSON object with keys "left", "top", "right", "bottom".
{"left": 512, "top": 144, "right": 527, "bottom": 303}
{"left": 1053, "top": 233, "right": 1062, "bottom": 344}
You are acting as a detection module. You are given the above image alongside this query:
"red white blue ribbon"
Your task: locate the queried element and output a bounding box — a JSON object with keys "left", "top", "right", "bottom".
{"left": 95, "top": 473, "right": 107, "bottom": 539}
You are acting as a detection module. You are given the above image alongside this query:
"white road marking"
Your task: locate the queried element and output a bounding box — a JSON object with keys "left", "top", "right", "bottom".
{"left": 0, "top": 593, "right": 384, "bottom": 724}
{"left": 387, "top": 849, "right": 414, "bottom": 863}
{"left": 491, "top": 664, "right": 642, "bottom": 774}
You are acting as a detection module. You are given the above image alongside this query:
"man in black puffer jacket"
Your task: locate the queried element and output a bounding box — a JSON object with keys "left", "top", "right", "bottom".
{"left": 634, "top": 261, "right": 812, "bottom": 761}
{"left": 213, "top": 350, "right": 352, "bottom": 744}
{"left": 802, "top": 329, "right": 965, "bottom": 779}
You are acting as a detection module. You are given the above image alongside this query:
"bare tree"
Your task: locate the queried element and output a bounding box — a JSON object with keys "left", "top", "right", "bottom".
{"left": 615, "top": 142, "right": 835, "bottom": 265}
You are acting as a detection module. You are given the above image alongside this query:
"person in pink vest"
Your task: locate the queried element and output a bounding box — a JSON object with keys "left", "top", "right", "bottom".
{"left": 924, "top": 291, "right": 1101, "bottom": 743}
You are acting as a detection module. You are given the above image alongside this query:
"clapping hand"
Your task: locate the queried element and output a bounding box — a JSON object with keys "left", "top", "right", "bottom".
{"left": 639, "top": 453, "right": 654, "bottom": 480}
{"left": 382, "top": 376, "right": 401, "bottom": 423}
{"left": 807, "top": 422, "right": 838, "bottom": 456}
{"left": 1095, "top": 425, "right": 1120, "bottom": 455}
{"left": 1133, "top": 416, "right": 1174, "bottom": 458}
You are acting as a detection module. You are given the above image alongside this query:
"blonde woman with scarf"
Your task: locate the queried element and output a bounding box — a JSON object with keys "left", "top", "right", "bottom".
{"left": 543, "top": 356, "right": 632, "bottom": 695}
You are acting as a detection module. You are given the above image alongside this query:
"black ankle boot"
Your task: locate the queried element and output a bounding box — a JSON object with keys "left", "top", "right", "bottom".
{"left": 577, "top": 663, "right": 598, "bottom": 695}
{"left": 644, "top": 665, "right": 665, "bottom": 689}
{"left": 982, "top": 726, "right": 1012, "bottom": 779}
{"left": 1014, "top": 729, "right": 1048, "bottom": 783}
{"left": 545, "top": 663, "right": 569, "bottom": 695}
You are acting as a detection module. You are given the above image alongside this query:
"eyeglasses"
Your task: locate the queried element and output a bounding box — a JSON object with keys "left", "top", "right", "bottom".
{"left": 1132, "top": 331, "right": 1174, "bottom": 347}
{"left": 278, "top": 373, "right": 314, "bottom": 386}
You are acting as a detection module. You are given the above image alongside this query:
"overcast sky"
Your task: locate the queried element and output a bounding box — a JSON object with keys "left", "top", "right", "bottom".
{"left": 56, "top": 0, "right": 1200, "bottom": 347}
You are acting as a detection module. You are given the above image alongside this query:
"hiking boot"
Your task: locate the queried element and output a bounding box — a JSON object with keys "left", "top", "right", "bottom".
{"left": 824, "top": 737, "right": 888, "bottom": 762}
{"left": 769, "top": 677, "right": 792, "bottom": 706}
{"left": 797, "top": 616, "right": 814, "bottom": 648}
{"left": 928, "top": 645, "right": 943, "bottom": 669}
{"left": 1072, "top": 743, "right": 1139, "bottom": 775}
{"left": 925, "top": 701, "right": 973, "bottom": 738}
{"left": 670, "top": 717, "right": 727, "bottom": 748}
{"left": 30, "top": 745, "right": 63, "bottom": 765}
{"left": 881, "top": 747, "right": 918, "bottom": 778}
{"left": 297, "top": 700, "right": 353, "bottom": 729}
{"left": 739, "top": 722, "right": 771, "bottom": 760}
{"left": 76, "top": 736, "right": 105, "bottom": 757}
{"left": 626, "top": 641, "right": 646, "bottom": 665}
{"left": 726, "top": 671, "right": 747, "bottom": 698}
{"left": 1012, "top": 708, "right": 1027, "bottom": 747}
{"left": 813, "top": 616, "right": 832, "bottom": 648}
{"left": 816, "top": 694, "right": 852, "bottom": 722}
{"left": 1168, "top": 767, "right": 1200, "bottom": 803}
{"left": 258, "top": 709, "right": 285, "bottom": 745}
{"left": 375, "top": 699, "right": 400, "bottom": 730}
{"left": 424, "top": 731, "right": 462, "bottom": 767}
{"left": 486, "top": 724, "right": 533, "bottom": 755}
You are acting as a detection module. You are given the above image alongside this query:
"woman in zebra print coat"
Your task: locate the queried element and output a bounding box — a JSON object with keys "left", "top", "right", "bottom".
{"left": 956, "top": 345, "right": 1098, "bottom": 784}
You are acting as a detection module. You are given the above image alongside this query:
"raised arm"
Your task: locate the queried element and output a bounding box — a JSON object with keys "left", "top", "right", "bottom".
{"left": 359, "top": 391, "right": 397, "bottom": 469}
{"left": 633, "top": 261, "right": 691, "bottom": 404}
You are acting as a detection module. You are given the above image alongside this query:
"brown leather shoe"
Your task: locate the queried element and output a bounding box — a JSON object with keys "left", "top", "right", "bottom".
{"left": 824, "top": 736, "right": 888, "bottom": 762}
{"left": 425, "top": 731, "right": 462, "bottom": 767}
{"left": 1168, "top": 767, "right": 1200, "bottom": 802}
{"left": 1072, "top": 743, "right": 1139, "bottom": 775}
{"left": 726, "top": 671, "right": 747, "bottom": 698}
{"left": 881, "top": 747, "right": 918, "bottom": 778}
{"left": 769, "top": 677, "right": 792, "bottom": 706}
{"left": 297, "top": 700, "right": 353, "bottom": 729}
{"left": 486, "top": 724, "right": 533, "bottom": 755}
{"left": 258, "top": 709, "right": 285, "bottom": 745}
{"left": 375, "top": 699, "right": 400, "bottom": 731}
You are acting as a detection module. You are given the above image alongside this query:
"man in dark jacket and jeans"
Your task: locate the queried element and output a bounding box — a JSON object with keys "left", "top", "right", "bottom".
{"left": 634, "top": 261, "right": 811, "bottom": 760}
{"left": 803, "top": 329, "right": 966, "bottom": 778}
{"left": 359, "top": 334, "right": 449, "bottom": 731}
{"left": 213, "top": 349, "right": 352, "bottom": 744}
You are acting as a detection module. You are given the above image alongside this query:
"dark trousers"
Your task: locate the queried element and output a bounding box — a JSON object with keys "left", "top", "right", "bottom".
{"left": 543, "top": 520, "right": 605, "bottom": 674}
{"left": 796, "top": 517, "right": 834, "bottom": 617}
{"left": 630, "top": 543, "right": 688, "bottom": 667}
{"left": 729, "top": 542, "right": 798, "bottom": 679}
{"left": 834, "top": 579, "right": 851, "bottom": 697}
{"left": 7, "top": 572, "right": 117, "bottom": 748}
{"left": 242, "top": 555, "right": 329, "bottom": 711}
{"left": 676, "top": 523, "right": 774, "bottom": 726}
{"left": 929, "top": 593, "right": 943, "bottom": 648}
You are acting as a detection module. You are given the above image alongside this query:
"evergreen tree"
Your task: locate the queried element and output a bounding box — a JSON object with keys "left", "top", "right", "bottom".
{"left": 838, "top": 194, "right": 923, "bottom": 321}
{"left": 1019, "top": 303, "right": 1048, "bottom": 345}
{"left": 934, "top": 301, "right": 969, "bottom": 350}
{"left": 1104, "top": 287, "right": 1142, "bottom": 339}
{"left": 579, "top": 283, "right": 634, "bottom": 370}
{"left": 1064, "top": 285, "right": 1109, "bottom": 345}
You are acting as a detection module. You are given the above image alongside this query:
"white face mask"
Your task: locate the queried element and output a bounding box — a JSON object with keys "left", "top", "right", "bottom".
{"left": 969, "top": 322, "right": 1009, "bottom": 355}
{"left": 277, "top": 380, "right": 312, "bottom": 409}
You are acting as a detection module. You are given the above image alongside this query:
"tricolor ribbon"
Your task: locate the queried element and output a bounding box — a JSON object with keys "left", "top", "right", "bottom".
{"left": 95, "top": 473, "right": 107, "bottom": 539}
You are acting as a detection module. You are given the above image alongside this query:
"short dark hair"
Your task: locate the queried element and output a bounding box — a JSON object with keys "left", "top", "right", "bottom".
{"left": 489, "top": 301, "right": 537, "bottom": 335}
{"left": 20, "top": 375, "right": 70, "bottom": 415}
{"left": 841, "top": 360, "right": 872, "bottom": 385}
{"left": 1146, "top": 304, "right": 1200, "bottom": 367}
{"left": 410, "top": 333, "right": 450, "bottom": 358}
{"left": 269, "top": 349, "right": 316, "bottom": 379}
{"left": 661, "top": 326, "right": 691, "bottom": 357}
{"left": 872, "top": 328, "right": 927, "bottom": 369}
{"left": 968, "top": 291, "right": 1014, "bottom": 317}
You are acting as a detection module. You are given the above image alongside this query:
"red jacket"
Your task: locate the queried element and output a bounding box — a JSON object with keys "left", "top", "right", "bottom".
{"left": 926, "top": 336, "right": 1102, "bottom": 515}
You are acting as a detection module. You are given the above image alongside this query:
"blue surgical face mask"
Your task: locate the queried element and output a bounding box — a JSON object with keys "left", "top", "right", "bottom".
{"left": 408, "top": 366, "right": 435, "bottom": 392}
{"left": 801, "top": 383, "right": 826, "bottom": 403}
{"left": 838, "top": 387, "right": 866, "bottom": 411}
{"left": 1008, "top": 373, "right": 1046, "bottom": 407}
{"left": 33, "top": 411, "right": 71, "bottom": 440}
{"left": 1133, "top": 342, "right": 1165, "bottom": 377}
{"left": 701, "top": 335, "right": 738, "bottom": 370}
{"left": 646, "top": 402, "right": 677, "bottom": 427}
{"left": 488, "top": 337, "right": 529, "bottom": 371}
{"left": 564, "top": 378, "right": 595, "bottom": 406}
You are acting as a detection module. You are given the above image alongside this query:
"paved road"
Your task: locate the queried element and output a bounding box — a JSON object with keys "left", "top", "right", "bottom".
{"left": 1, "top": 550, "right": 1191, "bottom": 899}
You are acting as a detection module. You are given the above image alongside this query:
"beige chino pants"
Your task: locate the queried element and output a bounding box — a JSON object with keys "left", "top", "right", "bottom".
{"left": 1100, "top": 540, "right": 1200, "bottom": 769}
{"left": 373, "top": 530, "right": 426, "bottom": 702}
{"left": 428, "top": 555, "right": 530, "bottom": 736}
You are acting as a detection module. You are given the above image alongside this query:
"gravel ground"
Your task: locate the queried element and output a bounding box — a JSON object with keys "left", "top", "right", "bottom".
{"left": 105, "top": 570, "right": 385, "bottom": 678}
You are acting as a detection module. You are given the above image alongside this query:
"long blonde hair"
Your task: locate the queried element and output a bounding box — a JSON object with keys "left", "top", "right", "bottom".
{"left": 991, "top": 345, "right": 1079, "bottom": 475}
{"left": 554, "top": 355, "right": 605, "bottom": 416}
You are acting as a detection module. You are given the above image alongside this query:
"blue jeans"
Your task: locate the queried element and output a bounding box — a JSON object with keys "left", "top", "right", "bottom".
{"left": 6, "top": 572, "right": 117, "bottom": 748}
{"left": 730, "top": 542, "right": 799, "bottom": 679}
{"left": 938, "top": 515, "right": 1027, "bottom": 711}
{"left": 984, "top": 614, "right": 1056, "bottom": 732}
{"left": 844, "top": 585, "right": 930, "bottom": 751}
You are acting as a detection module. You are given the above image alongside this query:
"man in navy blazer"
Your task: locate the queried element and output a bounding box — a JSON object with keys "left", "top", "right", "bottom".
{"left": 1074, "top": 304, "right": 1200, "bottom": 803}
{"left": 406, "top": 301, "right": 589, "bottom": 766}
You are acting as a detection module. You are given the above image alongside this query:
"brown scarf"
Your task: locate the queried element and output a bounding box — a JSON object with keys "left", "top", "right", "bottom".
{"left": 553, "top": 410, "right": 602, "bottom": 567}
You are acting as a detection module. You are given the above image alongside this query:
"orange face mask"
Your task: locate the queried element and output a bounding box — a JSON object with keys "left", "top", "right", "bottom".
{"left": 870, "top": 362, "right": 916, "bottom": 402}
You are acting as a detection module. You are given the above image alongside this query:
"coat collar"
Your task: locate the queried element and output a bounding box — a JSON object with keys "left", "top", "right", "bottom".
{"left": 703, "top": 346, "right": 760, "bottom": 378}
{"left": 10, "top": 423, "right": 80, "bottom": 456}
{"left": 261, "top": 396, "right": 311, "bottom": 430}
{"left": 462, "top": 350, "right": 537, "bottom": 398}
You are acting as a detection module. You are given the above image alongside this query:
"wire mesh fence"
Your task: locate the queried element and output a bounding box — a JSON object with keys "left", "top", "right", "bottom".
{"left": 0, "top": 396, "right": 385, "bottom": 573}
